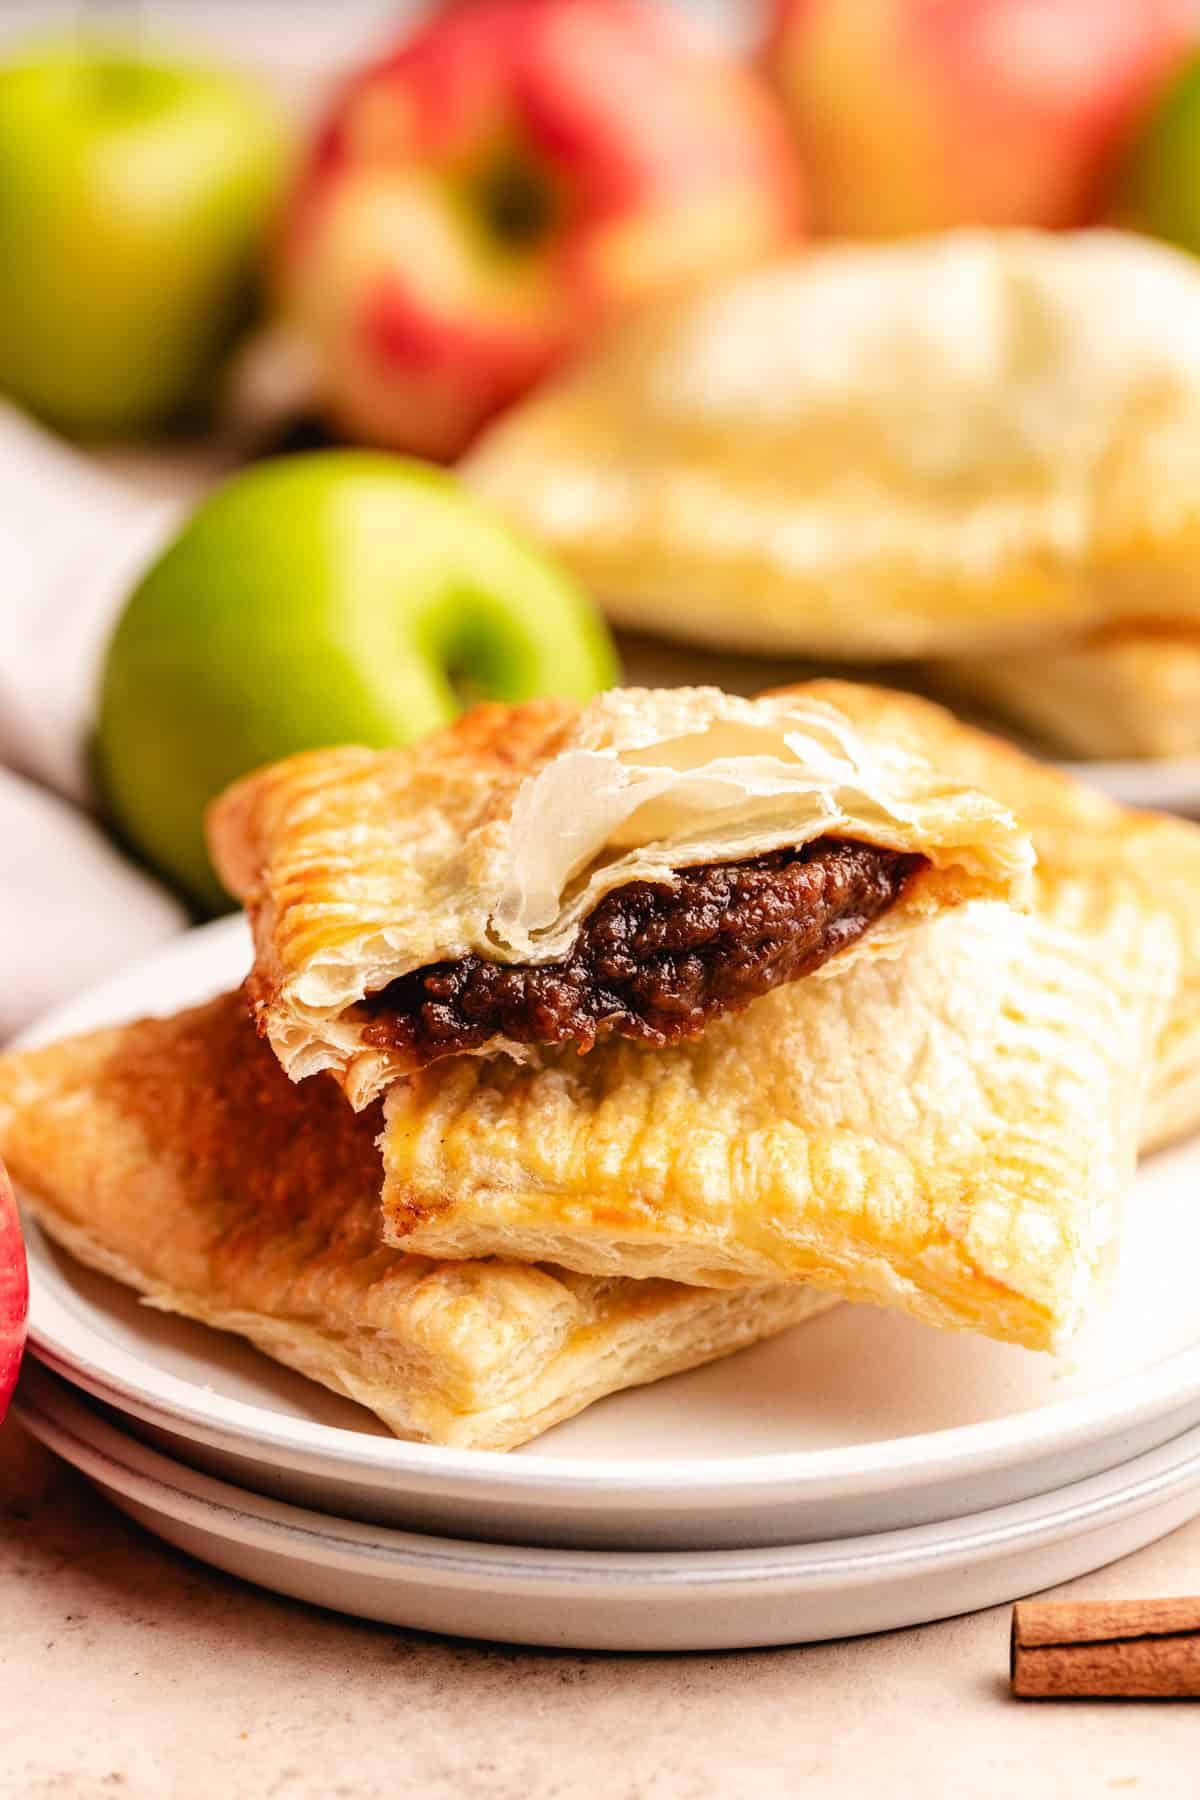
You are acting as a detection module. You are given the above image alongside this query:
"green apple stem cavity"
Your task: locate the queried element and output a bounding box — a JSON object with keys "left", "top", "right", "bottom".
{"left": 96, "top": 452, "right": 619, "bottom": 913}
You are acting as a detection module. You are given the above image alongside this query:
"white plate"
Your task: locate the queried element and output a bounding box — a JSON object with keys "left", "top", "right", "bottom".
{"left": 16, "top": 917, "right": 1200, "bottom": 1550}
{"left": 18, "top": 1361, "right": 1200, "bottom": 1652}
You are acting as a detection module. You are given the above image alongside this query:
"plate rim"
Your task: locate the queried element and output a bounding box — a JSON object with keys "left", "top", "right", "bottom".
{"left": 17, "top": 1360, "right": 1200, "bottom": 1588}
{"left": 14, "top": 913, "right": 1200, "bottom": 1510}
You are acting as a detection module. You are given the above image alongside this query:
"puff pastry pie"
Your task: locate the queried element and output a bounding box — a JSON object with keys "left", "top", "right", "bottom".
{"left": 209, "top": 684, "right": 1032, "bottom": 1106}
{"left": 938, "top": 627, "right": 1200, "bottom": 761}
{"left": 464, "top": 231, "right": 1200, "bottom": 660}
{"left": 379, "top": 686, "right": 1193, "bottom": 1352}
{"left": 0, "top": 992, "right": 835, "bottom": 1452}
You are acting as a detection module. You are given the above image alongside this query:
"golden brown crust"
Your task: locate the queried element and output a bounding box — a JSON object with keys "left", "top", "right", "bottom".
{"left": 0, "top": 993, "right": 834, "bottom": 1450}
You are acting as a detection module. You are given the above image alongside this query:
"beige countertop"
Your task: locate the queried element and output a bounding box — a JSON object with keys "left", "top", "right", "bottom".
{"left": 3, "top": 1413, "right": 1196, "bottom": 1800}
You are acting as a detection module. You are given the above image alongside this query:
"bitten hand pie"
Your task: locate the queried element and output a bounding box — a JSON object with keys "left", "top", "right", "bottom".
{"left": 379, "top": 686, "right": 1195, "bottom": 1353}
{"left": 463, "top": 231, "right": 1200, "bottom": 660}
{"left": 938, "top": 627, "right": 1200, "bottom": 761}
{"left": 0, "top": 993, "right": 835, "bottom": 1452}
{"left": 208, "top": 684, "right": 1031, "bottom": 1106}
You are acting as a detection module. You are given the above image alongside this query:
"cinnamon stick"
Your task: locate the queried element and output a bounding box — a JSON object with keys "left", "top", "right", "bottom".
{"left": 1011, "top": 1599, "right": 1200, "bottom": 1698}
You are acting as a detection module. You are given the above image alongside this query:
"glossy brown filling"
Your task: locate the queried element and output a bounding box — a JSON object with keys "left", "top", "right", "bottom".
{"left": 358, "top": 840, "right": 925, "bottom": 1065}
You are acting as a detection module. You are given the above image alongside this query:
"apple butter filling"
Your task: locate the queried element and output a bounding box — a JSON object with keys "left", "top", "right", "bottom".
{"left": 357, "top": 840, "right": 926, "bottom": 1063}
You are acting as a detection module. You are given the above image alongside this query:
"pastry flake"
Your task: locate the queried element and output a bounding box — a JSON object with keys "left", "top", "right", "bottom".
{"left": 0, "top": 992, "right": 835, "bottom": 1452}
{"left": 208, "top": 684, "right": 1031, "bottom": 1105}
{"left": 464, "top": 231, "right": 1200, "bottom": 660}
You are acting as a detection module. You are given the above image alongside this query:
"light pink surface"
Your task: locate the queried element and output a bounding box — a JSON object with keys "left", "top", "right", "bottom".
{"left": 1, "top": 1414, "right": 1195, "bottom": 1798}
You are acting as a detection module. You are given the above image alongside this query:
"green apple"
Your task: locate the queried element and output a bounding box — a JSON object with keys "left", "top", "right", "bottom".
{"left": 96, "top": 452, "right": 620, "bottom": 912}
{"left": 0, "top": 39, "right": 286, "bottom": 436}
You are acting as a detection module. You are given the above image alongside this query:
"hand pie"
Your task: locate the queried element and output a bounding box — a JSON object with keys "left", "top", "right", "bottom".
{"left": 464, "top": 231, "right": 1200, "bottom": 660}
{"left": 381, "top": 897, "right": 1174, "bottom": 1352}
{"left": 208, "top": 684, "right": 1032, "bottom": 1106}
{"left": 379, "top": 686, "right": 1190, "bottom": 1353}
{"left": 801, "top": 683, "right": 1200, "bottom": 1152}
{"left": 937, "top": 627, "right": 1200, "bottom": 761}
{"left": 0, "top": 992, "right": 835, "bottom": 1452}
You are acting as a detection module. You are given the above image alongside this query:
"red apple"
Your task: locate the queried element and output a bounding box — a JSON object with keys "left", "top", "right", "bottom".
{"left": 0, "top": 1160, "right": 28, "bottom": 1423}
{"left": 764, "top": 0, "right": 1200, "bottom": 236}
{"left": 277, "top": 0, "right": 806, "bottom": 459}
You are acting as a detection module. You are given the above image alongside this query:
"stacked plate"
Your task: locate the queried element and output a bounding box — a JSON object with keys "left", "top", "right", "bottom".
{"left": 13, "top": 920, "right": 1200, "bottom": 1651}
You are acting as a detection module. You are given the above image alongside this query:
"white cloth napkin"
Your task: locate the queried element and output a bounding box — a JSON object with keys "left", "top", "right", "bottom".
{"left": 0, "top": 406, "right": 190, "bottom": 1040}
{"left": 0, "top": 767, "right": 187, "bottom": 1042}
{"left": 0, "top": 406, "right": 185, "bottom": 803}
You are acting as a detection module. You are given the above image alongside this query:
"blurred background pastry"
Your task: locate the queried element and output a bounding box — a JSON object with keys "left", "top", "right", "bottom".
{"left": 463, "top": 229, "right": 1200, "bottom": 762}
